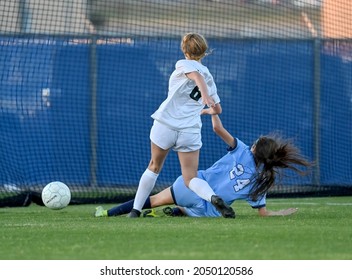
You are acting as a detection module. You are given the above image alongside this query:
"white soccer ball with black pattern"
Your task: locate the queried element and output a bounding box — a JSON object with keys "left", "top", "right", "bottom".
{"left": 42, "top": 181, "right": 71, "bottom": 210}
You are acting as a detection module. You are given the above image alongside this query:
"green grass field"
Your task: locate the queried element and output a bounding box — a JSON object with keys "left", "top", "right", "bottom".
{"left": 1, "top": 196, "right": 351, "bottom": 260}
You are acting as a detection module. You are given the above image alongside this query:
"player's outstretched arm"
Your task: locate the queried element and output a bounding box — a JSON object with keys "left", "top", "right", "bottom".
{"left": 202, "top": 113, "right": 236, "bottom": 149}
{"left": 257, "top": 207, "right": 298, "bottom": 217}
{"left": 187, "top": 71, "right": 221, "bottom": 112}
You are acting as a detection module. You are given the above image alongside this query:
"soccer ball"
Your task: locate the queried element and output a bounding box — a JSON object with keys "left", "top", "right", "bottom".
{"left": 42, "top": 181, "right": 71, "bottom": 210}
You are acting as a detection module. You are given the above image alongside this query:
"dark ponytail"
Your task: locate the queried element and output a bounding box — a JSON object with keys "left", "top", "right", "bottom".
{"left": 250, "top": 134, "right": 312, "bottom": 201}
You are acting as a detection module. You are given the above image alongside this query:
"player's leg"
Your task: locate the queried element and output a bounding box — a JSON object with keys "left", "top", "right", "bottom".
{"left": 150, "top": 186, "right": 174, "bottom": 207}
{"left": 128, "top": 121, "right": 177, "bottom": 218}
{"left": 176, "top": 131, "right": 223, "bottom": 203}
{"left": 128, "top": 142, "right": 169, "bottom": 217}
{"left": 96, "top": 184, "right": 173, "bottom": 217}
{"left": 178, "top": 151, "right": 235, "bottom": 218}
{"left": 95, "top": 197, "right": 153, "bottom": 217}
{"left": 140, "top": 186, "right": 176, "bottom": 217}
{"left": 128, "top": 121, "right": 178, "bottom": 218}
{"left": 163, "top": 175, "right": 206, "bottom": 217}
{"left": 178, "top": 150, "right": 213, "bottom": 200}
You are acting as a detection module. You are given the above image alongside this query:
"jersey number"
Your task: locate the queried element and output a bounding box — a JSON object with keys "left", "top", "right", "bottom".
{"left": 190, "top": 86, "right": 201, "bottom": 101}
{"left": 229, "top": 164, "right": 250, "bottom": 192}
{"left": 233, "top": 179, "right": 250, "bottom": 192}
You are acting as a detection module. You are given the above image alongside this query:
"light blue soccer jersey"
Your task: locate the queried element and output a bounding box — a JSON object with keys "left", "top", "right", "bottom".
{"left": 171, "top": 138, "right": 266, "bottom": 217}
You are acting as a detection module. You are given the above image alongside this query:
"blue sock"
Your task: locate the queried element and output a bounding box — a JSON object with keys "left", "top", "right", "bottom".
{"left": 107, "top": 197, "right": 152, "bottom": 216}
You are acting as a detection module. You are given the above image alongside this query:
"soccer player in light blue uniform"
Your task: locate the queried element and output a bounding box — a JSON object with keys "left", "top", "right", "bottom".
{"left": 170, "top": 138, "right": 264, "bottom": 217}
{"left": 95, "top": 114, "right": 311, "bottom": 218}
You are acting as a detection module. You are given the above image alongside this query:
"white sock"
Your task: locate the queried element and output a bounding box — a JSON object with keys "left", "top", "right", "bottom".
{"left": 188, "top": 177, "right": 216, "bottom": 202}
{"left": 133, "top": 169, "right": 159, "bottom": 211}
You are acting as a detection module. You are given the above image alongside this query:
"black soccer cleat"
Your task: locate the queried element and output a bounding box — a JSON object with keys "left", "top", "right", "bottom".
{"left": 163, "top": 207, "right": 174, "bottom": 216}
{"left": 163, "top": 206, "right": 185, "bottom": 217}
{"left": 211, "top": 195, "right": 235, "bottom": 218}
{"left": 127, "top": 209, "right": 141, "bottom": 218}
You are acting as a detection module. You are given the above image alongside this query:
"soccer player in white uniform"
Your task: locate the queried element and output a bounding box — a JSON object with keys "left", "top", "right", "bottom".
{"left": 95, "top": 114, "right": 311, "bottom": 218}
{"left": 127, "top": 33, "right": 235, "bottom": 218}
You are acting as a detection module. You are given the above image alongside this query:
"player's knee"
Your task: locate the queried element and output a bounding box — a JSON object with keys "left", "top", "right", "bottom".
{"left": 182, "top": 177, "right": 193, "bottom": 187}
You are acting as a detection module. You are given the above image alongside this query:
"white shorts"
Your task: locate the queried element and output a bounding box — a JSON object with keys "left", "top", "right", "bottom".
{"left": 150, "top": 121, "right": 202, "bottom": 152}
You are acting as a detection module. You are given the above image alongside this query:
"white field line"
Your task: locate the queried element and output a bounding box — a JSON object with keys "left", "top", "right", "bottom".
{"left": 3, "top": 223, "right": 48, "bottom": 227}
{"left": 267, "top": 201, "right": 352, "bottom": 206}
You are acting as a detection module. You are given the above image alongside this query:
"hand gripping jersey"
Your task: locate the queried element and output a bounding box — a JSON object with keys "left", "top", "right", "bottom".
{"left": 171, "top": 138, "right": 266, "bottom": 217}
{"left": 151, "top": 59, "right": 220, "bottom": 133}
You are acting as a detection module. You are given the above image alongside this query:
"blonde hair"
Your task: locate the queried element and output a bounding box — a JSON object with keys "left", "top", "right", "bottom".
{"left": 181, "top": 33, "right": 208, "bottom": 61}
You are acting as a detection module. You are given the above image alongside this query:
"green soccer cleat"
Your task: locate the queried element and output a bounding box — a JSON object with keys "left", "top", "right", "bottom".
{"left": 143, "top": 209, "right": 157, "bottom": 218}
{"left": 95, "top": 206, "right": 108, "bottom": 217}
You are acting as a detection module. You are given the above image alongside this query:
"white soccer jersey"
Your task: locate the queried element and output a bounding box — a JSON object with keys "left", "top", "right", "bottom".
{"left": 151, "top": 59, "right": 220, "bottom": 132}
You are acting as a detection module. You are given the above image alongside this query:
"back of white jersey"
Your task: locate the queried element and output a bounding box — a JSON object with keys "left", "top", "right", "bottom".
{"left": 151, "top": 59, "right": 220, "bottom": 132}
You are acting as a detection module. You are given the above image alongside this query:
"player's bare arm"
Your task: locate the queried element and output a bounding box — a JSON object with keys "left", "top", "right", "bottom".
{"left": 207, "top": 114, "right": 236, "bottom": 149}
{"left": 258, "top": 207, "right": 298, "bottom": 217}
{"left": 186, "top": 71, "right": 217, "bottom": 109}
